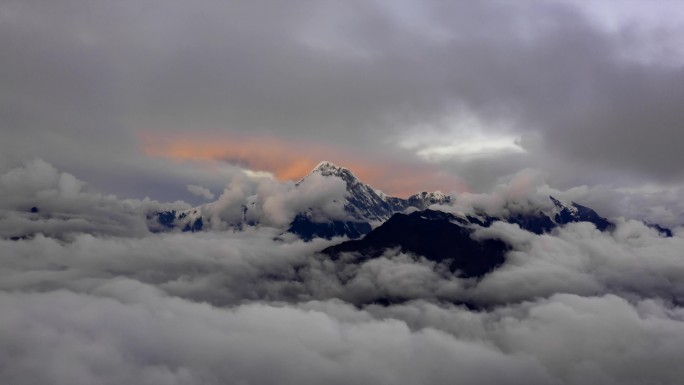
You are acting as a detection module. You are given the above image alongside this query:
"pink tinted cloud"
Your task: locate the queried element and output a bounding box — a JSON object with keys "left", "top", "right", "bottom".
{"left": 138, "top": 131, "right": 468, "bottom": 197}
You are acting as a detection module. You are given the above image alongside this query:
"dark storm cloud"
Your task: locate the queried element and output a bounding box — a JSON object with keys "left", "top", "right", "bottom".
{"left": 1, "top": 0, "right": 684, "bottom": 197}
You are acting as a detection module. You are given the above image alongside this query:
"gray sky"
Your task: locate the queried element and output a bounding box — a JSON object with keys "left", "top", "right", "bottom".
{"left": 2, "top": 0, "right": 684, "bottom": 202}
{"left": 3, "top": 3, "right": 684, "bottom": 382}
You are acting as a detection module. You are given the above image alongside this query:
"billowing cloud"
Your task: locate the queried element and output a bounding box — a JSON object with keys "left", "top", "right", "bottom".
{"left": 435, "top": 168, "right": 684, "bottom": 228}
{"left": 1, "top": 229, "right": 684, "bottom": 384}
{"left": 1, "top": 161, "right": 684, "bottom": 384}
{"left": 1, "top": 286, "right": 558, "bottom": 385}
{"left": 186, "top": 184, "right": 214, "bottom": 200}
{"left": 0, "top": 159, "right": 189, "bottom": 239}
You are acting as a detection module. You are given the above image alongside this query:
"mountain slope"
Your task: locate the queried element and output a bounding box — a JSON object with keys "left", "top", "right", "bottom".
{"left": 550, "top": 196, "right": 614, "bottom": 231}
{"left": 287, "top": 161, "right": 451, "bottom": 239}
{"left": 323, "top": 209, "right": 508, "bottom": 278}
{"left": 319, "top": 201, "right": 616, "bottom": 280}
{"left": 297, "top": 161, "right": 449, "bottom": 221}
{"left": 287, "top": 214, "right": 371, "bottom": 241}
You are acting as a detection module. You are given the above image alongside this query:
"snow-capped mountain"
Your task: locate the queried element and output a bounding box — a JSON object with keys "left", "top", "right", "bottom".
{"left": 152, "top": 161, "right": 454, "bottom": 238}
{"left": 491, "top": 196, "right": 615, "bottom": 234}
{"left": 296, "top": 161, "right": 450, "bottom": 222}
{"left": 297, "top": 161, "right": 405, "bottom": 222}
{"left": 549, "top": 196, "right": 613, "bottom": 231}
{"left": 286, "top": 161, "right": 458, "bottom": 239}
{"left": 407, "top": 191, "right": 451, "bottom": 210}
{"left": 150, "top": 161, "right": 671, "bottom": 241}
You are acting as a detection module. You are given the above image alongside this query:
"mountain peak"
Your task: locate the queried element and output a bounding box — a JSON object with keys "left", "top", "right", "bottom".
{"left": 313, "top": 160, "right": 340, "bottom": 170}
{"left": 297, "top": 161, "right": 347, "bottom": 185}
{"left": 311, "top": 161, "right": 349, "bottom": 175}
{"left": 413, "top": 191, "right": 448, "bottom": 199}
{"left": 549, "top": 195, "right": 613, "bottom": 231}
{"left": 303, "top": 161, "right": 360, "bottom": 182}
{"left": 550, "top": 195, "right": 570, "bottom": 208}
{"left": 296, "top": 160, "right": 402, "bottom": 222}
{"left": 407, "top": 191, "right": 451, "bottom": 210}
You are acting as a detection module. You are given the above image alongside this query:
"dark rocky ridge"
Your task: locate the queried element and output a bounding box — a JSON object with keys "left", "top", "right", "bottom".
{"left": 287, "top": 214, "right": 371, "bottom": 241}
{"left": 550, "top": 196, "right": 614, "bottom": 231}
{"left": 323, "top": 209, "right": 509, "bottom": 278}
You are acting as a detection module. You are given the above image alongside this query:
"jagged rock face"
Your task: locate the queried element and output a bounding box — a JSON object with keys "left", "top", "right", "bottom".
{"left": 156, "top": 210, "right": 177, "bottom": 229}
{"left": 507, "top": 212, "right": 556, "bottom": 235}
{"left": 323, "top": 209, "right": 508, "bottom": 278}
{"left": 300, "top": 161, "right": 452, "bottom": 222}
{"left": 550, "top": 196, "right": 614, "bottom": 231}
{"left": 407, "top": 191, "right": 451, "bottom": 210}
{"left": 288, "top": 214, "right": 371, "bottom": 241}
{"left": 301, "top": 161, "right": 404, "bottom": 221}
{"left": 647, "top": 223, "right": 673, "bottom": 237}
{"left": 287, "top": 161, "right": 453, "bottom": 240}
{"left": 152, "top": 210, "right": 204, "bottom": 233}
{"left": 182, "top": 217, "right": 204, "bottom": 232}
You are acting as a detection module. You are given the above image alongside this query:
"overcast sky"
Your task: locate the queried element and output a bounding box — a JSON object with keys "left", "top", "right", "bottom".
{"left": 2, "top": 0, "right": 684, "bottom": 202}
{"left": 3, "top": 3, "right": 684, "bottom": 383}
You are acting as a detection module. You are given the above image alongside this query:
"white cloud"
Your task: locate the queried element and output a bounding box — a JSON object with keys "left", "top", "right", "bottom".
{"left": 186, "top": 184, "right": 215, "bottom": 200}
{"left": 197, "top": 170, "right": 349, "bottom": 230}
{"left": 0, "top": 159, "right": 190, "bottom": 239}
{"left": 1, "top": 159, "right": 684, "bottom": 384}
{"left": 414, "top": 136, "right": 525, "bottom": 160}
{"left": 396, "top": 109, "right": 526, "bottom": 161}
{"left": 1, "top": 280, "right": 683, "bottom": 385}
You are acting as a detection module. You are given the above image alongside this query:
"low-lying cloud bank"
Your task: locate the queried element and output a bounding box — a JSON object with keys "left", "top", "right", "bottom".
{"left": 1, "top": 160, "right": 684, "bottom": 384}
{"left": 2, "top": 278, "right": 683, "bottom": 385}
{"left": 0, "top": 159, "right": 190, "bottom": 239}
{"left": 1, "top": 219, "right": 682, "bottom": 308}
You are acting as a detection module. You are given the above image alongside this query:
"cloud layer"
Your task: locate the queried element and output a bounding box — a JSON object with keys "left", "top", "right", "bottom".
{"left": 2, "top": 230, "right": 684, "bottom": 385}
{"left": 1, "top": 161, "right": 684, "bottom": 384}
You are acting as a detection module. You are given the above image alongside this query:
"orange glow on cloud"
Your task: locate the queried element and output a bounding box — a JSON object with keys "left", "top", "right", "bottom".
{"left": 138, "top": 131, "right": 469, "bottom": 197}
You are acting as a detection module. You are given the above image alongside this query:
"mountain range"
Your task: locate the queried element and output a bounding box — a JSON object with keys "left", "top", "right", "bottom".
{"left": 7, "top": 160, "right": 674, "bottom": 282}
{"left": 147, "top": 161, "right": 674, "bottom": 280}
{"left": 154, "top": 161, "right": 656, "bottom": 240}
{"left": 153, "top": 161, "right": 452, "bottom": 238}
